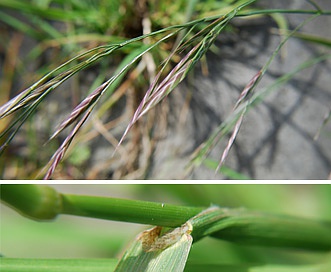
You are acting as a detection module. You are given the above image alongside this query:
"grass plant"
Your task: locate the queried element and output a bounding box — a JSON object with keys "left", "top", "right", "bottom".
{"left": 0, "top": 1, "right": 331, "bottom": 179}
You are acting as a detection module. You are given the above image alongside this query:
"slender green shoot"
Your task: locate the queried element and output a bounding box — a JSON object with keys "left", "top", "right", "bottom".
{"left": 1, "top": 184, "right": 331, "bottom": 252}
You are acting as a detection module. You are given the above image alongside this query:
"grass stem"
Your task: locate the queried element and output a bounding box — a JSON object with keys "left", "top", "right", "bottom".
{"left": 1, "top": 185, "right": 331, "bottom": 251}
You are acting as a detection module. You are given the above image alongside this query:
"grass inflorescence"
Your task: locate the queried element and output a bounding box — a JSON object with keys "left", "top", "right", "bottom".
{"left": 0, "top": 0, "right": 330, "bottom": 179}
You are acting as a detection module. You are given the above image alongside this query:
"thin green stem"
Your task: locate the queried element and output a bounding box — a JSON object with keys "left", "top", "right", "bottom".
{"left": 0, "top": 258, "right": 118, "bottom": 272}
{"left": 239, "top": 9, "right": 331, "bottom": 16}
{"left": 1, "top": 185, "right": 331, "bottom": 252}
{"left": 61, "top": 193, "right": 203, "bottom": 227}
{"left": 189, "top": 207, "right": 331, "bottom": 251}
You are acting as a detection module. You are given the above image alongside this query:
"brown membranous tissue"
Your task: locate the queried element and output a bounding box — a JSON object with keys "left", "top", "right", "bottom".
{"left": 140, "top": 222, "right": 193, "bottom": 252}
